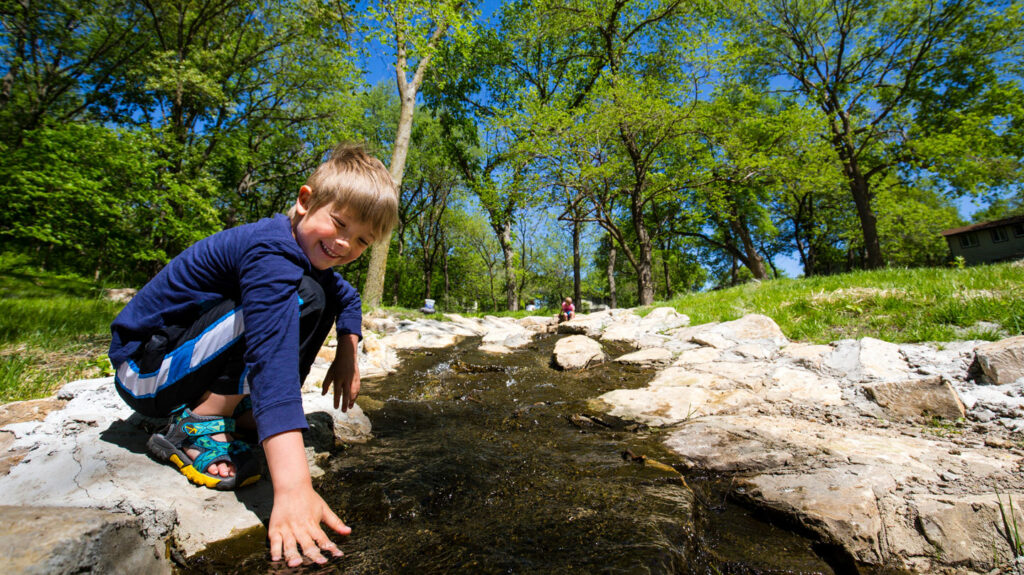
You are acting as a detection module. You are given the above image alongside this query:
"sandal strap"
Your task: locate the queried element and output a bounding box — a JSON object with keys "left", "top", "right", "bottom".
{"left": 190, "top": 436, "right": 252, "bottom": 472}
{"left": 175, "top": 409, "right": 236, "bottom": 436}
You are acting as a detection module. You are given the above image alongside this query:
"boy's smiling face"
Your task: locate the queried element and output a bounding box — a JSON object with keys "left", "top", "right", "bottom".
{"left": 293, "top": 186, "right": 375, "bottom": 270}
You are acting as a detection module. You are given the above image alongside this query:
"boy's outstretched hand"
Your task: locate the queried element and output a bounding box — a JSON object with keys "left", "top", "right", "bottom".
{"left": 264, "top": 430, "right": 351, "bottom": 567}
{"left": 322, "top": 333, "right": 360, "bottom": 412}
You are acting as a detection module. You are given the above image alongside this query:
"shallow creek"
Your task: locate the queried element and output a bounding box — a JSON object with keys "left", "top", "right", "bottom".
{"left": 189, "top": 334, "right": 841, "bottom": 574}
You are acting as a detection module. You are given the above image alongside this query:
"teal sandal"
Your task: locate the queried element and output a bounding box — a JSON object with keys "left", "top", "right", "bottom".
{"left": 147, "top": 408, "right": 261, "bottom": 490}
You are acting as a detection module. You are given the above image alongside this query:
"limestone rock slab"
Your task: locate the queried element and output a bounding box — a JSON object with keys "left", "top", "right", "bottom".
{"left": 863, "top": 376, "right": 966, "bottom": 422}
{"left": 975, "top": 335, "right": 1024, "bottom": 384}
{"left": 637, "top": 307, "right": 690, "bottom": 332}
{"left": 614, "top": 347, "right": 672, "bottom": 366}
{"left": 600, "top": 317, "right": 642, "bottom": 345}
{"left": 596, "top": 386, "right": 760, "bottom": 426}
{"left": 557, "top": 309, "right": 617, "bottom": 337}
{"left": 552, "top": 335, "right": 605, "bottom": 370}
{"left": 737, "top": 467, "right": 888, "bottom": 564}
{"left": 0, "top": 377, "right": 370, "bottom": 558}
{"left": 665, "top": 419, "right": 793, "bottom": 472}
{"left": 780, "top": 343, "right": 834, "bottom": 371}
{"left": 765, "top": 366, "right": 842, "bottom": 405}
{"left": 0, "top": 505, "right": 169, "bottom": 575}
{"left": 913, "top": 493, "right": 1024, "bottom": 571}
{"left": 517, "top": 315, "right": 557, "bottom": 333}
{"left": 712, "top": 314, "right": 789, "bottom": 346}
{"left": 671, "top": 347, "right": 722, "bottom": 366}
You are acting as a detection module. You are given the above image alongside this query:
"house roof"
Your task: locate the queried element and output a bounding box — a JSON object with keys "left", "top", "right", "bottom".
{"left": 940, "top": 214, "right": 1024, "bottom": 237}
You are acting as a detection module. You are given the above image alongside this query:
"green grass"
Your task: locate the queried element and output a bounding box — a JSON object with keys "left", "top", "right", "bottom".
{"left": 0, "top": 255, "right": 122, "bottom": 402}
{"left": 656, "top": 262, "right": 1024, "bottom": 344}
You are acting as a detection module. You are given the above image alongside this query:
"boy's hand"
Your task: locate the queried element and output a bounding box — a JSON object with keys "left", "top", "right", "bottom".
{"left": 322, "top": 333, "right": 360, "bottom": 412}
{"left": 265, "top": 430, "right": 351, "bottom": 567}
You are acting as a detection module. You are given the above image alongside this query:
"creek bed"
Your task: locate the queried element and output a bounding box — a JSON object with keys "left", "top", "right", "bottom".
{"left": 188, "top": 334, "right": 837, "bottom": 574}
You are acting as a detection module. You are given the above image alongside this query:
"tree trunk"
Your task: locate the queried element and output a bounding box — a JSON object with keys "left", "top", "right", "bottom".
{"left": 442, "top": 235, "right": 450, "bottom": 308}
{"left": 729, "top": 214, "right": 768, "bottom": 280}
{"left": 572, "top": 217, "right": 581, "bottom": 307}
{"left": 607, "top": 240, "right": 617, "bottom": 309}
{"left": 848, "top": 169, "right": 883, "bottom": 269}
{"left": 391, "top": 227, "right": 406, "bottom": 306}
{"left": 830, "top": 119, "right": 884, "bottom": 270}
{"left": 363, "top": 16, "right": 449, "bottom": 307}
{"left": 499, "top": 220, "right": 518, "bottom": 311}
{"left": 631, "top": 195, "right": 655, "bottom": 305}
{"left": 662, "top": 254, "right": 672, "bottom": 299}
{"left": 636, "top": 240, "right": 655, "bottom": 305}
{"left": 363, "top": 92, "right": 414, "bottom": 307}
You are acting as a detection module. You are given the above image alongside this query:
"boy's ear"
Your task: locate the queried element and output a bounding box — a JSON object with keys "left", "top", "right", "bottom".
{"left": 295, "top": 185, "right": 314, "bottom": 216}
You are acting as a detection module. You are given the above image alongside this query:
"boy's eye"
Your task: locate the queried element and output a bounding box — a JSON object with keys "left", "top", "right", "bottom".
{"left": 333, "top": 217, "right": 346, "bottom": 228}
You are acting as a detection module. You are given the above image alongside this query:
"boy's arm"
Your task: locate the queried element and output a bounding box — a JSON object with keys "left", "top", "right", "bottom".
{"left": 264, "top": 430, "right": 350, "bottom": 566}
{"left": 321, "top": 333, "right": 360, "bottom": 411}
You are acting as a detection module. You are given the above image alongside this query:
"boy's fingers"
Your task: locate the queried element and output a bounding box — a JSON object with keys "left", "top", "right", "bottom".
{"left": 320, "top": 372, "right": 333, "bottom": 396}
{"left": 269, "top": 532, "right": 283, "bottom": 562}
{"left": 283, "top": 535, "right": 303, "bottom": 567}
{"left": 317, "top": 537, "right": 343, "bottom": 558}
{"left": 322, "top": 507, "right": 352, "bottom": 536}
{"left": 349, "top": 377, "right": 360, "bottom": 409}
{"left": 298, "top": 535, "right": 327, "bottom": 564}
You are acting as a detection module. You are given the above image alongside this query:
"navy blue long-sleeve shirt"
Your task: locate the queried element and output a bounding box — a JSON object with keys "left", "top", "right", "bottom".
{"left": 109, "top": 214, "right": 362, "bottom": 443}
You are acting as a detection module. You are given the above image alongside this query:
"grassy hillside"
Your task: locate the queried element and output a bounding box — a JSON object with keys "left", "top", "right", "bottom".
{"left": 658, "top": 262, "right": 1024, "bottom": 344}
{"left": 1, "top": 259, "right": 1022, "bottom": 403}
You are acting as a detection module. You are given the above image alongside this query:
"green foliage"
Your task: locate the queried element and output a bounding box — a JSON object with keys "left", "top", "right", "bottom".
{"left": 0, "top": 123, "right": 220, "bottom": 282}
{"left": 874, "top": 178, "right": 964, "bottom": 267}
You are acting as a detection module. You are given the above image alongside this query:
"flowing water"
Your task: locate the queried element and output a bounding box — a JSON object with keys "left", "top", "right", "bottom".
{"left": 187, "top": 334, "right": 843, "bottom": 574}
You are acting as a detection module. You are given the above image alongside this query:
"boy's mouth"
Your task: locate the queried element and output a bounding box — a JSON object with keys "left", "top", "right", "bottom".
{"left": 320, "top": 241, "right": 343, "bottom": 260}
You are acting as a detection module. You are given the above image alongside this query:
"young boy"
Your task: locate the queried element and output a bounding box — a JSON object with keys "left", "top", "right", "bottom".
{"left": 108, "top": 143, "right": 397, "bottom": 567}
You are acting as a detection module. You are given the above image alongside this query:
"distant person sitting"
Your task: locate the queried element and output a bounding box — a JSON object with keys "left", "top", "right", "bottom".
{"left": 558, "top": 297, "right": 575, "bottom": 322}
{"left": 420, "top": 298, "right": 436, "bottom": 314}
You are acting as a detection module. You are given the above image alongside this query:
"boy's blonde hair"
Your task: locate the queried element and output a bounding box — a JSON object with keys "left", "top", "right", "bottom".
{"left": 289, "top": 143, "right": 398, "bottom": 241}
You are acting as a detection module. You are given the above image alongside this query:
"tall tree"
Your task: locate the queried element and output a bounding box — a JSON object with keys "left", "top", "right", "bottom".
{"left": 361, "top": 0, "right": 475, "bottom": 307}
{"left": 726, "top": 0, "right": 1024, "bottom": 268}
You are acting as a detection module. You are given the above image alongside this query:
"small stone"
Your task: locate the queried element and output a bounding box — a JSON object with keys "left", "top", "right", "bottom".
{"left": 940, "top": 472, "right": 959, "bottom": 482}
{"left": 972, "top": 409, "right": 996, "bottom": 423}
{"left": 984, "top": 437, "right": 1014, "bottom": 449}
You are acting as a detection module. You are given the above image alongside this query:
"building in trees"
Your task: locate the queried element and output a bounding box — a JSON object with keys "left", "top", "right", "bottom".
{"left": 941, "top": 216, "right": 1024, "bottom": 265}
